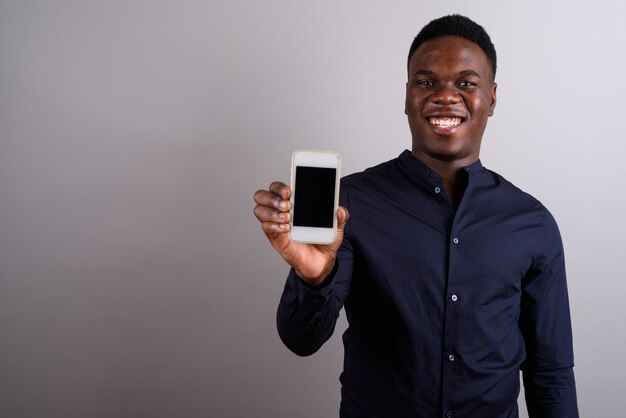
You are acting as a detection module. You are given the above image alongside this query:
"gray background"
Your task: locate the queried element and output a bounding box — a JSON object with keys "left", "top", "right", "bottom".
{"left": 1, "top": 0, "right": 624, "bottom": 417}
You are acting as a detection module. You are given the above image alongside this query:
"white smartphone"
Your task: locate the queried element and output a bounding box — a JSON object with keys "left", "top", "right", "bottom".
{"left": 289, "top": 150, "right": 341, "bottom": 244}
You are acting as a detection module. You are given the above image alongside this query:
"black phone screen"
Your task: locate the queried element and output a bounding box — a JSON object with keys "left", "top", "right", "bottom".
{"left": 293, "top": 166, "right": 336, "bottom": 228}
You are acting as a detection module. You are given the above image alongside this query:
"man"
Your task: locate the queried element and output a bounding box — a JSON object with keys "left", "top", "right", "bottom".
{"left": 253, "top": 15, "right": 578, "bottom": 418}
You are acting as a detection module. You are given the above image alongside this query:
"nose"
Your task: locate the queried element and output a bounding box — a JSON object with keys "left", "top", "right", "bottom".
{"left": 431, "top": 84, "right": 461, "bottom": 105}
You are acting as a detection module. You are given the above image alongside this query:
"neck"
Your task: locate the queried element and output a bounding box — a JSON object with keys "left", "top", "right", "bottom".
{"left": 411, "top": 151, "right": 475, "bottom": 208}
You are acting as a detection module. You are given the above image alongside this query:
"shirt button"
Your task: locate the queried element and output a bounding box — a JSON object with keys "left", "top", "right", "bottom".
{"left": 448, "top": 354, "right": 455, "bottom": 362}
{"left": 452, "top": 237, "right": 459, "bottom": 244}
{"left": 451, "top": 294, "right": 458, "bottom": 302}
{"left": 434, "top": 186, "right": 441, "bottom": 194}
{"left": 446, "top": 411, "right": 454, "bottom": 418}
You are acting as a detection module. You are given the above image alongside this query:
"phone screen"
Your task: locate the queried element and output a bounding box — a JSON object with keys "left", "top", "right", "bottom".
{"left": 293, "top": 166, "right": 337, "bottom": 228}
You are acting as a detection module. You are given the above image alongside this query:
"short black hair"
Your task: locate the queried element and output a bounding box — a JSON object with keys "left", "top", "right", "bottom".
{"left": 407, "top": 14, "right": 497, "bottom": 78}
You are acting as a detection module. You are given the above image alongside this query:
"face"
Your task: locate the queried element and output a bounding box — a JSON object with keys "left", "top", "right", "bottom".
{"left": 405, "top": 36, "right": 497, "bottom": 165}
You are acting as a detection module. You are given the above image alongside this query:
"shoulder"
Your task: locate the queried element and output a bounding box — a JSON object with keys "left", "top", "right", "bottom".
{"left": 484, "top": 168, "right": 558, "bottom": 229}
{"left": 341, "top": 156, "right": 405, "bottom": 190}
{"left": 485, "top": 168, "right": 543, "bottom": 209}
{"left": 337, "top": 156, "right": 409, "bottom": 214}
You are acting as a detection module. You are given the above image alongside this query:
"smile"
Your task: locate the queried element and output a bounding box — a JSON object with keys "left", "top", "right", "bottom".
{"left": 428, "top": 117, "right": 463, "bottom": 128}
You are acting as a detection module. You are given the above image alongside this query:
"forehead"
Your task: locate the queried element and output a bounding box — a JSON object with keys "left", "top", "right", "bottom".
{"left": 409, "top": 35, "right": 493, "bottom": 78}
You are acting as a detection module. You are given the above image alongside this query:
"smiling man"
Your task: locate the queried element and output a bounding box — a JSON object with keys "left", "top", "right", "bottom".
{"left": 254, "top": 15, "right": 578, "bottom": 417}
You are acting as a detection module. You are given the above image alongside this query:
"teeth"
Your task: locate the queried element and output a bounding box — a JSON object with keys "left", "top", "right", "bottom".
{"left": 429, "top": 117, "right": 462, "bottom": 127}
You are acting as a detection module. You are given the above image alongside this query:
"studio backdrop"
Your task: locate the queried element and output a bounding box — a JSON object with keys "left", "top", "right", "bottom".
{"left": 1, "top": 0, "right": 625, "bottom": 417}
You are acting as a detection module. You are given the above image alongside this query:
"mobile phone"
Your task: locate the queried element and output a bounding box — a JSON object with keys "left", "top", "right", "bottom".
{"left": 289, "top": 150, "right": 341, "bottom": 244}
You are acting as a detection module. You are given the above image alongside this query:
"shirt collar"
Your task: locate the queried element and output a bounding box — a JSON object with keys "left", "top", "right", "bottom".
{"left": 398, "top": 149, "right": 484, "bottom": 179}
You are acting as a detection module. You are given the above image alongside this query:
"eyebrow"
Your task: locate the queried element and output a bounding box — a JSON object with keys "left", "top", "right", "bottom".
{"left": 412, "top": 70, "right": 435, "bottom": 78}
{"left": 412, "top": 69, "right": 482, "bottom": 78}
{"left": 459, "top": 70, "right": 481, "bottom": 78}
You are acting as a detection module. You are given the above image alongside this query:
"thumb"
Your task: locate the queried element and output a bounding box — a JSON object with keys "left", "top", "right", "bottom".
{"left": 334, "top": 206, "right": 350, "bottom": 245}
{"left": 337, "top": 206, "right": 350, "bottom": 227}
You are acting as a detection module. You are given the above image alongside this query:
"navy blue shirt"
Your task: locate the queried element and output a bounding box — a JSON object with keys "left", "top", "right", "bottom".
{"left": 277, "top": 151, "right": 578, "bottom": 417}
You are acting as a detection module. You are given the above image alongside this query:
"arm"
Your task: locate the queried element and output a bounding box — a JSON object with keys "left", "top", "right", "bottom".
{"left": 277, "top": 219, "right": 353, "bottom": 356}
{"left": 519, "top": 210, "right": 579, "bottom": 417}
{"left": 253, "top": 181, "right": 352, "bottom": 355}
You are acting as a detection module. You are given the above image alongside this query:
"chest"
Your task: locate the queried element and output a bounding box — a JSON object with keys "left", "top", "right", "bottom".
{"left": 348, "top": 186, "right": 540, "bottom": 304}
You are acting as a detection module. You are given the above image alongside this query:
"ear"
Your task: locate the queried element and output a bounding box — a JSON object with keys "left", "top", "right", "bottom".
{"left": 488, "top": 82, "right": 497, "bottom": 117}
{"left": 404, "top": 82, "right": 409, "bottom": 115}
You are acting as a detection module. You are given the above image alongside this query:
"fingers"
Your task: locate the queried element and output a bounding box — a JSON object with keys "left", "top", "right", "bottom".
{"left": 268, "top": 181, "right": 290, "bottom": 201}
{"left": 254, "top": 183, "right": 290, "bottom": 212}
{"left": 253, "top": 182, "right": 291, "bottom": 236}
{"left": 261, "top": 221, "right": 289, "bottom": 234}
{"left": 253, "top": 204, "right": 290, "bottom": 234}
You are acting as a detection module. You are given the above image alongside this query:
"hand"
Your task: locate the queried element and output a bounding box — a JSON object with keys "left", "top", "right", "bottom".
{"left": 253, "top": 181, "right": 349, "bottom": 286}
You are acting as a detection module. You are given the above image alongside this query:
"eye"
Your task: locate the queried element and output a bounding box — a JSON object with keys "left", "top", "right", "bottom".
{"left": 458, "top": 80, "right": 478, "bottom": 87}
{"left": 415, "top": 80, "right": 434, "bottom": 86}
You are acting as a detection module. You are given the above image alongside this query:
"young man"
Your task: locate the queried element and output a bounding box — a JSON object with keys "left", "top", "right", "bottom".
{"left": 254, "top": 15, "right": 578, "bottom": 418}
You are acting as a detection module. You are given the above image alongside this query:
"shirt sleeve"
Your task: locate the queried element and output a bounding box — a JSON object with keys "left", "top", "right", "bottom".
{"left": 519, "top": 209, "right": 579, "bottom": 417}
{"left": 276, "top": 182, "right": 354, "bottom": 356}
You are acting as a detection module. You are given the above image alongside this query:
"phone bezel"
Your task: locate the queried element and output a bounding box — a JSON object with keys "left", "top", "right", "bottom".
{"left": 289, "top": 150, "right": 341, "bottom": 244}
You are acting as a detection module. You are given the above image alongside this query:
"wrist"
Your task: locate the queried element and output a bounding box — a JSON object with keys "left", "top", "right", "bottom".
{"left": 296, "top": 258, "right": 337, "bottom": 288}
